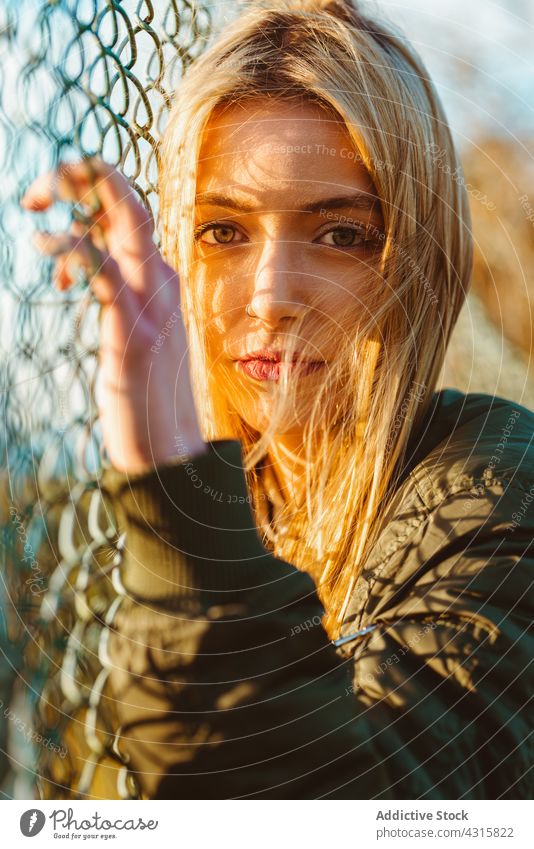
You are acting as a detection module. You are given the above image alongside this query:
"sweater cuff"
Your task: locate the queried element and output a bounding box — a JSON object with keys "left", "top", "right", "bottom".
{"left": 100, "top": 439, "right": 288, "bottom": 605}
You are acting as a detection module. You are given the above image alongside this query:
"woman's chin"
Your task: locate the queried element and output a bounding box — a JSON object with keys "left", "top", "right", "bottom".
{"left": 222, "top": 363, "right": 336, "bottom": 435}
{"left": 238, "top": 394, "right": 325, "bottom": 436}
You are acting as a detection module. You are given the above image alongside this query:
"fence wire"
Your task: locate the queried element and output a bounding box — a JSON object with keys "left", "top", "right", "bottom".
{"left": 0, "top": 0, "right": 213, "bottom": 799}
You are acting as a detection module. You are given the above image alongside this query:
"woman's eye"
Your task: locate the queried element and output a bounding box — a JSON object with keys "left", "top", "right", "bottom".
{"left": 193, "top": 221, "right": 383, "bottom": 250}
{"left": 194, "top": 223, "right": 243, "bottom": 245}
{"left": 318, "top": 225, "right": 379, "bottom": 249}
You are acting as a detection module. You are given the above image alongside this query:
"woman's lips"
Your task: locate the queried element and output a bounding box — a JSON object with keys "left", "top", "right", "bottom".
{"left": 238, "top": 359, "right": 326, "bottom": 381}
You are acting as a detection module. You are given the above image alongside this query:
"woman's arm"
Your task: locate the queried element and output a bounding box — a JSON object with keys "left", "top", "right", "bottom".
{"left": 22, "top": 159, "right": 206, "bottom": 474}
{"left": 100, "top": 439, "right": 534, "bottom": 799}
{"left": 100, "top": 439, "right": 391, "bottom": 799}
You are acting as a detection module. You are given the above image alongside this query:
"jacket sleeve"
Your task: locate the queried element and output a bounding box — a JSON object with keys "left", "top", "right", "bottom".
{"left": 345, "top": 478, "right": 534, "bottom": 801}
{"left": 99, "top": 440, "right": 534, "bottom": 799}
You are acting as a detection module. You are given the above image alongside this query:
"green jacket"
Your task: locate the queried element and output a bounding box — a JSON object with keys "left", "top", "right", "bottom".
{"left": 53, "top": 389, "right": 534, "bottom": 798}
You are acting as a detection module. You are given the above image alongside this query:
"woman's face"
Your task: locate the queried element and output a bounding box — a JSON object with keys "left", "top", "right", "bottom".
{"left": 193, "top": 98, "right": 385, "bottom": 435}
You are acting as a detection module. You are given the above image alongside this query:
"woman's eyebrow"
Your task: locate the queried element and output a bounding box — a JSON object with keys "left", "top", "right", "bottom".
{"left": 195, "top": 190, "right": 381, "bottom": 215}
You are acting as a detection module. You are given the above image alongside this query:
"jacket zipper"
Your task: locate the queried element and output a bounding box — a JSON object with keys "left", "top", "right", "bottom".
{"left": 331, "top": 623, "right": 379, "bottom": 648}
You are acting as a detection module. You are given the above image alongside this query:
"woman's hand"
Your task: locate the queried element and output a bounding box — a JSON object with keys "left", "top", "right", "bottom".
{"left": 22, "top": 157, "right": 207, "bottom": 473}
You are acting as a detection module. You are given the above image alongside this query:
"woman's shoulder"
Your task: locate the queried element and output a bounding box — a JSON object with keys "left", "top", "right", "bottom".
{"left": 338, "top": 388, "right": 534, "bottom": 703}
{"left": 344, "top": 387, "right": 534, "bottom": 630}
{"left": 404, "top": 387, "right": 534, "bottom": 507}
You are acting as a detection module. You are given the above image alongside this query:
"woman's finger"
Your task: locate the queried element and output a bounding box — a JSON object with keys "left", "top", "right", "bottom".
{"left": 21, "top": 158, "right": 153, "bottom": 243}
{"left": 33, "top": 229, "right": 127, "bottom": 307}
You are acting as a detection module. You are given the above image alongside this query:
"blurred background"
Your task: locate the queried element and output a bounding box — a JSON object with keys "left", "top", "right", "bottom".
{"left": 0, "top": 0, "right": 533, "bottom": 798}
{"left": 377, "top": 0, "right": 534, "bottom": 405}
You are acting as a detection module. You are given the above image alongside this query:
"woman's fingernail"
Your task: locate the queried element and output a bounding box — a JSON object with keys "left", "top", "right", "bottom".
{"left": 33, "top": 231, "right": 49, "bottom": 247}
{"left": 21, "top": 190, "right": 46, "bottom": 210}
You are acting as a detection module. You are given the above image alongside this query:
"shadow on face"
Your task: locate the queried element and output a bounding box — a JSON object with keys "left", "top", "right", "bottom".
{"left": 193, "top": 96, "right": 385, "bottom": 435}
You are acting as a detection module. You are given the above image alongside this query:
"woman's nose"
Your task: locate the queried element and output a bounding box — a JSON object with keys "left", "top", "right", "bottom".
{"left": 246, "top": 239, "right": 308, "bottom": 327}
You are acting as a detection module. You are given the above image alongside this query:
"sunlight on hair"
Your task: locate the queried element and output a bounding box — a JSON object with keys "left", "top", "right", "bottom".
{"left": 158, "top": 0, "right": 473, "bottom": 638}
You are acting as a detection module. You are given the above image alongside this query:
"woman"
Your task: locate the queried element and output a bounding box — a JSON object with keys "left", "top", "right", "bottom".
{"left": 23, "top": 0, "right": 533, "bottom": 799}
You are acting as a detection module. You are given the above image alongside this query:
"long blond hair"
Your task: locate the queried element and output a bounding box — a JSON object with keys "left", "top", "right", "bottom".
{"left": 158, "top": 0, "right": 473, "bottom": 638}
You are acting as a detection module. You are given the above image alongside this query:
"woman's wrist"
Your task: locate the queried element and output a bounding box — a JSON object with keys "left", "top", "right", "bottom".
{"left": 106, "top": 424, "right": 208, "bottom": 474}
{"left": 97, "top": 352, "right": 208, "bottom": 473}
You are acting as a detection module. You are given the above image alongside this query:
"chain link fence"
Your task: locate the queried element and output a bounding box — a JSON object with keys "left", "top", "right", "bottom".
{"left": 0, "top": 0, "right": 213, "bottom": 799}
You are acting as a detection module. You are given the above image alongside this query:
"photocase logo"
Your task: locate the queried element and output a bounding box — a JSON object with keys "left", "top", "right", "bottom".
{"left": 20, "top": 809, "right": 46, "bottom": 837}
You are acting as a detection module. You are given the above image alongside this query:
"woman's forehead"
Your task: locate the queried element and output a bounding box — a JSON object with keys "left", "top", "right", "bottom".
{"left": 200, "top": 97, "right": 351, "bottom": 149}
{"left": 196, "top": 99, "right": 377, "bottom": 204}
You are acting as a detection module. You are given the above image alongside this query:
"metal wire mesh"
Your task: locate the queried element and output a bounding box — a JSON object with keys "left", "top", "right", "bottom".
{"left": 0, "top": 0, "right": 213, "bottom": 799}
